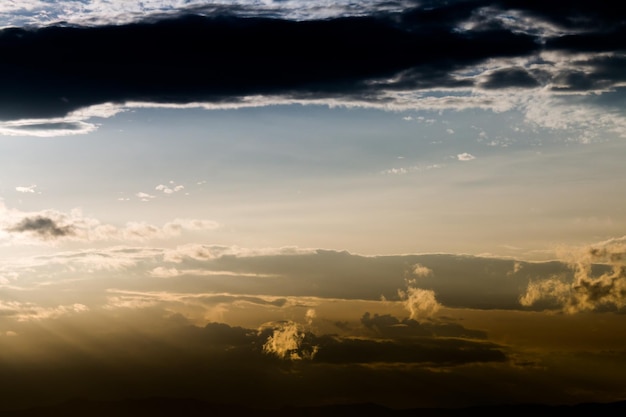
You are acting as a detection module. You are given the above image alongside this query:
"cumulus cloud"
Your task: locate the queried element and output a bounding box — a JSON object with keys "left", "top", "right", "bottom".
{"left": 457, "top": 153, "right": 476, "bottom": 161}
{"left": 398, "top": 286, "right": 441, "bottom": 321}
{"left": 260, "top": 321, "right": 318, "bottom": 361}
{"left": 305, "top": 308, "right": 316, "bottom": 326}
{"left": 520, "top": 238, "right": 626, "bottom": 313}
{"left": 411, "top": 263, "right": 434, "bottom": 279}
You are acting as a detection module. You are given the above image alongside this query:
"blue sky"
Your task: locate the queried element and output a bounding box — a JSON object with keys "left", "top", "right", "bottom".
{"left": 1, "top": 0, "right": 626, "bottom": 412}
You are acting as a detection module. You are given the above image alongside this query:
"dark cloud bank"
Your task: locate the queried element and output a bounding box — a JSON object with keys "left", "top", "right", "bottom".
{"left": 162, "top": 249, "right": 605, "bottom": 311}
{"left": 1, "top": 310, "right": 625, "bottom": 413}
{"left": 0, "top": 310, "right": 505, "bottom": 411}
{"left": 1, "top": 0, "right": 625, "bottom": 120}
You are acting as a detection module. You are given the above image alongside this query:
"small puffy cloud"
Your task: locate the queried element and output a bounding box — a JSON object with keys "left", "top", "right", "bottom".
{"left": 457, "top": 153, "right": 476, "bottom": 161}
{"left": 446, "top": 128, "right": 455, "bottom": 134}
{"left": 305, "top": 308, "right": 316, "bottom": 326}
{"left": 15, "top": 185, "right": 37, "bottom": 193}
{"left": 135, "top": 192, "right": 156, "bottom": 201}
{"left": 260, "top": 321, "right": 318, "bottom": 361}
{"left": 411, "top": 263, "right": 434, "bottom": 279}
{"left": 149, "top": 267, "right": 181, "bottom": 278}
{"left": 156, "top": 183, "right": 185, "bottom": 194}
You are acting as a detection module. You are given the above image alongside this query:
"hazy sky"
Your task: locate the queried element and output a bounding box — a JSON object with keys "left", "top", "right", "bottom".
{"left": 1, "top": 0, "right": 626, "bottom": 412}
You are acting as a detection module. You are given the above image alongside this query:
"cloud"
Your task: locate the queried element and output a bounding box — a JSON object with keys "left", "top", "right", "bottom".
{"left": 162, "top": 244, "right": 316, "bottom": 263}
{"left": 479, "top": 67, "right": 541, "bottom": 90}
{"left": 135, "top": 192, "right": 156, "bottom": 201}
{"left": 361, "top": 312, "right": 488, "bottom": 340}
{"left": 260, "top": 321, "right": 318, "bottom": 361}
{"left": 520, "top": 238, "right": 626, "bottom": 313}
{"left": 1, "top": 204, "right": 219, "bottom": 244}
{"left": 411, "top": 263, "right": 434, "bottom": 279}
{"left": 312, "top": 333, "right": 507, "bottom": 366}
{"left": 15, "top": 185, "right": 37, "bottom": 193}
{"left": 156, "top": 183, "right": 185, "bottom": 194}
{"left": 0, "top": 0, "right": 411, "bottom": 29}
{"left": 2, "top": 1, "right": 625, "bottom": 137}
{"left": 0, "top": 300, "right": 88, "bottom": 321}
{"left": 163, "top": 218, "right": 219, "bottom": 233}
{"left": 149, "top": 266, "right": 181, "bottom": 278}
{"left": 398, "top": 287, "right": 441, "bottom": 320}
{"left": 7, "top": 216, "right": 76, "bottom": 240}
{"left": 457, "top": 153, "right": 476, "bottom": 161}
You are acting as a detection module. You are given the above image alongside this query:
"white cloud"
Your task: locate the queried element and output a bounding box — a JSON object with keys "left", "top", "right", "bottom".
{"left": 0, "top": 0, "right": 410, "bottom": 28}
{"left": 15, "top": 185, "right": 37, "bottom": 193}
{"left": 135, "top": 192, "right": 156, "bottom": 201}
{"left": 156, "top": 183, "right": 185, "bottom": 194}
{"left": 457, "top": 153, "right": 476, "bottom": 161}
{"left": 381, "top": 163, "right": 443, "bottom": 175}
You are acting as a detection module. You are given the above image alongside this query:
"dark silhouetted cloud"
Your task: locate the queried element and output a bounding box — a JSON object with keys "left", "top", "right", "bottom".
{"left": 480, "top": 67, "right": 541, "bottom": 89}
{"left": 2, "top": 1, "right": 623, "bottom": 122}
{"left": 361, "top": 312, "right": 488, "bottom": 339}
{"left": 7, "top": 216, "right": 76, "bottom": 240}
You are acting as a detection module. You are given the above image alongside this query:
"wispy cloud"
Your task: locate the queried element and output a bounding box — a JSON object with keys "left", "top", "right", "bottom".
{"left": 0, "top": 300, "right": 88, "bottom": 322}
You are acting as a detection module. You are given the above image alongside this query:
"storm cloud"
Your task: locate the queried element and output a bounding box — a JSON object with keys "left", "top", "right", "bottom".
{"left": 1, "top": 1, "right": 624, "bottom": 123}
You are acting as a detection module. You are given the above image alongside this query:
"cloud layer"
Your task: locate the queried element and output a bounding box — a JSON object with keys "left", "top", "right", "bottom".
{"left": 1, "top": 1, "right": 625, "bottom": 136}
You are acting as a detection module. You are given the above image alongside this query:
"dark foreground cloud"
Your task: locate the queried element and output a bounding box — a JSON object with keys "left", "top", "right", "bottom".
{"left": 1, "top": 1, "right": 624, "bottom": 122}
{"left": 2, "top": 308, "right": 625, "bottom": 411}
{"left": 0, "top": 309, "right": 508, "bottom": 410}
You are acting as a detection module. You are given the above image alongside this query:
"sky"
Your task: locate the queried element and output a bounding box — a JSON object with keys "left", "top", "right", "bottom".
{"left": 1, "top": 0, "right": 626, "bottom": 412}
